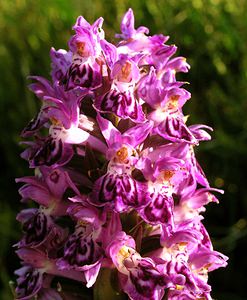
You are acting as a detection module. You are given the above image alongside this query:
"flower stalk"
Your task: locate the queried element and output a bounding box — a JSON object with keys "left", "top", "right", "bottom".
{"left": 15, "top": 8, "right": 228, "bottom": 300}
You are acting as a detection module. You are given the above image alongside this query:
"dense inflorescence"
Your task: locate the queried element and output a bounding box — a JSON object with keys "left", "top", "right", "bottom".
{"left": 15, "top": 9, "right": 228, "bottom": 300}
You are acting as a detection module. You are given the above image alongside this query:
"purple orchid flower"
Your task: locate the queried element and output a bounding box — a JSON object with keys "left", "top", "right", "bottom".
{"left": 57, "top": 209, "right": 122, "bottom": 288}
{"left": 57, "top": 224, "right": 103, "bottom": 287}
{"left": 15, "top": 264, "right": 44, "bottom": 300}
{"left": 116, "top": 8, "right": 169, "bottom": 58}
{"left": 63, "top": 16, "right": 105, "bottom": 91}
{"left": 57, "top": 195, "right": 122, "bottom": 287}
{"left": 50, "top": 47, "right": 73, "bottom": 84}
{"left": 107, "top": 232, "right": 186, "bottom": 300}
{"left": 89, "top": 114, "right": 152, "bottom": 212}
{"left": 15, "top": 248, "right": 84, "bottom": 299}
{"left": 173, "top": 187, "right": 224, "bottom": 224}
{"left": 16, "top": 168, "right": 79, "bottom": 210}
{"left": 23, "top": 77, "right": 107, "bottom": 167}
{"left": 16, "top": 207, "right": 68, "bottom": 250}
{"left": 94, "top": 55, "right": 146, "bottom": 122}
{"left": 137, "top": 67, "right": 199, "bottom": 144}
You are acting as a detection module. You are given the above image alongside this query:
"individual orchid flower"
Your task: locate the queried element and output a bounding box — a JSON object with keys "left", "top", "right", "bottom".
{"left": 27, "top": 77, "right": 103, "bottom": 145}
{"left": 137, "top": 67, "right": 199, "bottom": 144}
{"left": 94, "top": 54, "right": 146, "bottom": 122}
{"left": 22, "top": 77, "right": 107, "bottom": 167}
{"left": 16, "top": 207, "right": 68, "bottom": 250}
{"left": 57, "top": 224, "right": 103, "bottom": 288}
{"left": 116, "top": 8, "right": 169, "bottom": 58}
{"left": 89, "top": 114, "right": 152, "bottom": 212}
{"left": 15, "top": 264, "right": 45, "bottom": 300}
{"left": 136, "top": 155, "right": 186, "bottom": 227}
{"left": 173, "top": 187, "right": 224, "bottom": 224}
{"left": 15, "top": 248, "right": 84, "bottom": 300}
{"left": 107, "top": 232, "right": 186, "bottom": 300}
{"left": 16, "top": 168, "right": 79, "bottom": 211}
{"left": 57, "top": 204, "right": 121, "bottom": 288}
{"left": 50, "top": 47, "right": 73, "bottom": 84}
{"left": 63, "top": 16, "right": 105, "bottom": 91}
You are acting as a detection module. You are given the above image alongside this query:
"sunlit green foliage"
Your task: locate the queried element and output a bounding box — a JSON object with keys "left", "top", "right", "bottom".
{"left": 0, "top": 1, "right": 246, "bottom": 299}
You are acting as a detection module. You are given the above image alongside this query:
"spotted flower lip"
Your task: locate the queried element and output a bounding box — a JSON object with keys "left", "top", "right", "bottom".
{"left": 15, "top": 265, "right": 44, "bottom": 300}
{"left": 89, "top": 115, "right": 152, "bottom": 212}
{"left": 16, "top": 8, "right": 228, "bottom": 300}
{"left": 50, "top": 47, "right": 73, "bottom": 84}
{"left": 16, "top": 208, "right": 68, "bottom": 249}
{"left": 56, "top": 212, "right": 121, "bottom": 288}
{"left": 15, "top": 249, "right": 85, "bottom": 299}
{"left": 89, "top": 172, "right": 150, "bottom": 212}
{"left": 64, "top": 15, "right": 106, "bottom": 92}
{"left": 94, "top": 86, "right": 146, "bottom": 122}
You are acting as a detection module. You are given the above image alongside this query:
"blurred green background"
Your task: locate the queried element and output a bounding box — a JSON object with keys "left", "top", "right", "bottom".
{"left": 0, "top": 0, "right": 246, "bottom": 299}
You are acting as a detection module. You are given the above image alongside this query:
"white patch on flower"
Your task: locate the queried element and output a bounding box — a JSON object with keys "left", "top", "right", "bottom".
{"left": 150, "top": 107, "right": 169, "bottom": 123}
{"left": 49, "top": 124, "right": 90, "bottom": 144}
{"left": 78, "top": 114, "right": 94, "bottom": 131}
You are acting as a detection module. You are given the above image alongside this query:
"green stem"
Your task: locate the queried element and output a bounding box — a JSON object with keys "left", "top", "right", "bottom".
{"left": 93, "top": 268, "right": 126, "bottom": 300}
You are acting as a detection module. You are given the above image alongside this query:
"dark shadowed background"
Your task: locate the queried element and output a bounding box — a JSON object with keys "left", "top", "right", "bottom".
{"left": 0, "top": 0, "right": 246, "bottom": 299}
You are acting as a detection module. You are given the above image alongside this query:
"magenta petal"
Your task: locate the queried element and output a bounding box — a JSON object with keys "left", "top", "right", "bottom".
{"left": 95, "top": 88, "right": 146, "bottom": 123}
{"left": 189, "top": 124, "right": 213, "bottom": 141}
{"left": 96, "top": 114, "right": 122, "bottom": 147}
{"left": 83, "top": 262, "right": 102, "bottom": 288}
{"left": 90, "top": 173, "right": 149, "bottom": 212}
{"left": 21, "top": 111, "right": 49, "bottom": 138}
{"left": 30, "top": 137, "right": 74, "bottom": 168}
{"left": 16, "top": 248, "right": 48, "bottom": 269}
{"left": 106, "top": 231, "right": 136, "bottom": 267}
{"left": 15, "top": 265, "right": 43, "bottom": 300}
{"left": 161, "top": 227, "right": 203, "bottom": 248}
{"left": 189, "top": 246, "right": 228, "bottom": 272}
{"left": 50, "top": 47, "right": 72, "bottom": 83}
{"left": 155, "top": 115, "right": 198, "bottom": 144}
{"left": 119, "top": 8, "right": 135, "bottom": 39}
{"left": 123, "top": 121, "right": 153, "bottom": 148}
{"left": 100, "top": 39, "right": 117, "bottom": 68}
{"left": 139, "top": 194, "right": 174, "bottom": 226}
{"left": 116, "top": 8, "right": 149, "bottom": 40}
{"left": 17, "top": 180, "right": 50, "bottom": 206}
{"left": 67, "top": 197, "right": 105, "bottom": 228}
{"left": 28, "top": 76, "right": 55, "bottom": 100}
{"left": 44, "top": 168, "right": 79, "bottom": 199}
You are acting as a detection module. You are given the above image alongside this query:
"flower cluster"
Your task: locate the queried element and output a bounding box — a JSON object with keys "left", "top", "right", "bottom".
{"left": 15, "top": 9, "right": 228, "bottom": 300}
